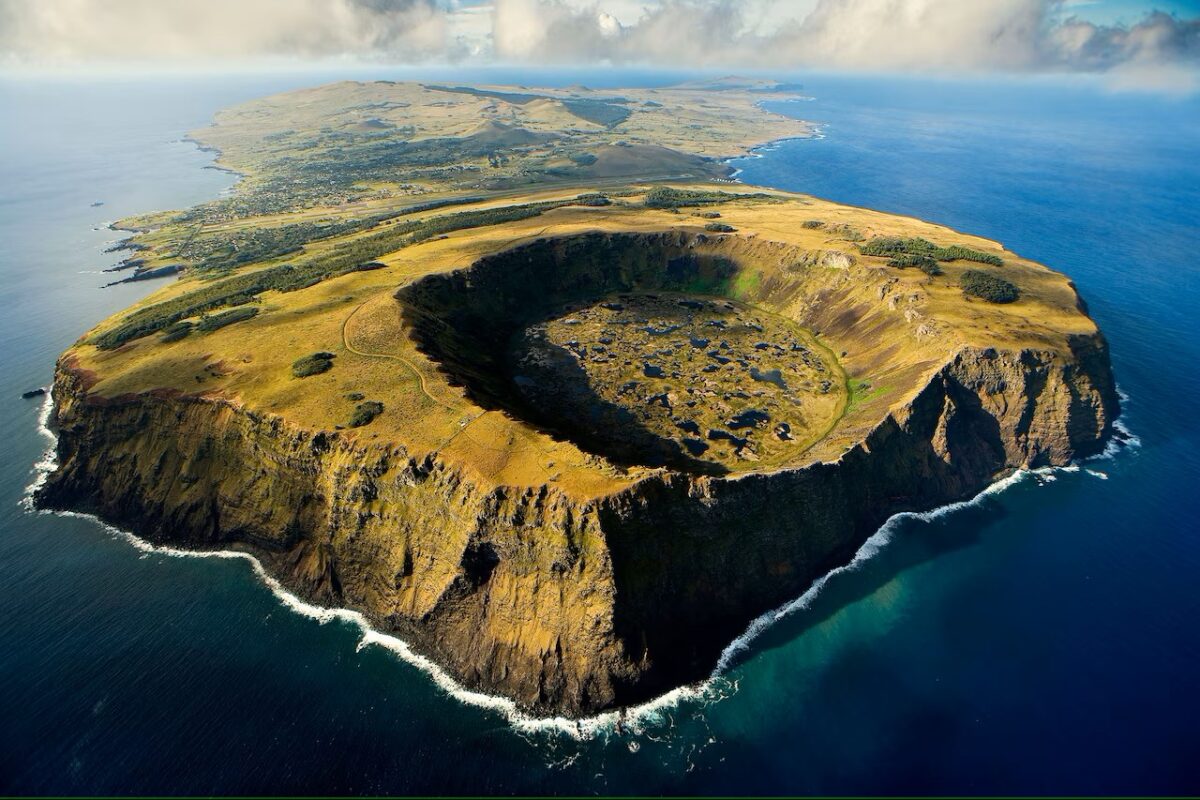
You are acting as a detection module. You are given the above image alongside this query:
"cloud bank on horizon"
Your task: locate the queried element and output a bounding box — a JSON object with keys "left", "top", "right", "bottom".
{"left": 1, "top": 0, "right": 1197, "bottom": 90}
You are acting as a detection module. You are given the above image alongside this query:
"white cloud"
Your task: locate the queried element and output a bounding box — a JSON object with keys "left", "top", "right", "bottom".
{"left": 488, "top": 0, "right": 1199, "bottom": 82}
{"left": 0, "top": 0, "right": 1196, "bottom": 89}
{"left": 0, "top": 0, "right": 450, "bottom": 66}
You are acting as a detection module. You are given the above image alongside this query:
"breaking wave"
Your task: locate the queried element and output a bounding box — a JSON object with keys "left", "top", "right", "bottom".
{"left": 20, "top": 386, "right": 1138, "bottom": 741}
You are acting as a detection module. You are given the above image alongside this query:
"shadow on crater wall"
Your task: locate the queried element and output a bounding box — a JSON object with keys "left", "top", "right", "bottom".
{"left": 395, "top": 231, "right": 748, "bottom": 473}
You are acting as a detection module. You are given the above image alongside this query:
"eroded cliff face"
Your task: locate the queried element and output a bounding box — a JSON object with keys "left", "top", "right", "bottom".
{"left": 38, "top": 327, "right": 1117, "bottom": 715}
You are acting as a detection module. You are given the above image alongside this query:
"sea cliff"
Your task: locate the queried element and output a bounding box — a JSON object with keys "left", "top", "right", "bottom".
{"left": 38, "top": 264, "right": 1117, "bottom": 715}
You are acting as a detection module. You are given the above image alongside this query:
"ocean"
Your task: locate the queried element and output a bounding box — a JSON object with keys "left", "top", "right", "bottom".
{"left": 0, "top": 70, "right": 1197, "bottom": 795}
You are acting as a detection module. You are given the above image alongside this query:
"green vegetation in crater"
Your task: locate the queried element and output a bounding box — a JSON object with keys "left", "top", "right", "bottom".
{"left": 509, "top": 293, "right": 845, "bottom": 472}
{"left": 846, "top": 378, "right": 887, "bottom": 413}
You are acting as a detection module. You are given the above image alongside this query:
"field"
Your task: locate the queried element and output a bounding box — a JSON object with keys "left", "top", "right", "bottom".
{"left": 68, "top": 79, "right": 1102, "bottom": 500}
{"left": 74, "top": 183, "right": 1099, "bottom": 500}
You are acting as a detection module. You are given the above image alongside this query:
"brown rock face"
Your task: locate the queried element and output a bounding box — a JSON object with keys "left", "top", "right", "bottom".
{"left": 38, "top": 231, "right": 1119, "bottom": 718}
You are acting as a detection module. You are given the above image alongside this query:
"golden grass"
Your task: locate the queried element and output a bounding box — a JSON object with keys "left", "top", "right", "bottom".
{"left": 74, "top": 186, "right": 1097, "bottom": 500}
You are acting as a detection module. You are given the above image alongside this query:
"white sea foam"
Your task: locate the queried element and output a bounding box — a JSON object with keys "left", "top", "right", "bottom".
{"left": 20, "top": 386, "right": 1140, "bottom": 741}
{"left": 1089, "top": 386, "right": 1141, "bottom": 462}
{"left": 21, "top": 388, "right": 58, "bottom": 510}
{"left": 713, "top": 465, "right": 1034, "bottom": 674}
{"left": 724, "top": 126, "right": 825, "bottom": 184}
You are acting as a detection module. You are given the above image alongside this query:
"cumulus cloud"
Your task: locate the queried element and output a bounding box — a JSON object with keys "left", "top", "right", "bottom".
{"left": 0, "top": 0, "right": 1197, "bottom": 88}
{"left": 0, "top": 0, "right": 450, "bottom": 65}
{"left": 490, "top": 0, "right": 1200, "bottom": 83}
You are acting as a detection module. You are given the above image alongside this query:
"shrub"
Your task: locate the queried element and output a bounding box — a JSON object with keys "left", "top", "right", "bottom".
{"left": 160, "top": 321, "right": 193, "bottom": 343}
{"left": 195, "top": 306, "right": 259, "bottom": 332}
{"left": 961, "top": 270, "right": 1019, "bottom": 303}
{"left": 801, "top": 219, "right": 824, "bottom": 229}
{"left": 694, "top": 211, "right": 721, "bottom": 219}
{"left": 827, "top": 223, "right": 864, "bottom": 242}
{"left": 292, "top": 352, "right": 335, "bottom": 378}
{"left": 704, "top": 222, "right": 736, "bottom": 233}
{"left": 349, "top": 401, "right": 384, "bottom": 427}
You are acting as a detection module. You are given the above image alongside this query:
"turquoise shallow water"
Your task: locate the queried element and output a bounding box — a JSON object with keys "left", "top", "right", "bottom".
{"left": 0, "top": 71, "right": 1197, "bottom": 795}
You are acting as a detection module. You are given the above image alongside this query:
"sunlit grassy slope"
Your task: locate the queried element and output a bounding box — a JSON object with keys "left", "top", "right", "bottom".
{"left": 73, "top": 185, "right": 1098, "bottom": 501}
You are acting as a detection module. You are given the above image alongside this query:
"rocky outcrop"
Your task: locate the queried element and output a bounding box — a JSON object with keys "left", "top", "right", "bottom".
{"left": 37, "top": 327, "right": 1117, "bottom": 716}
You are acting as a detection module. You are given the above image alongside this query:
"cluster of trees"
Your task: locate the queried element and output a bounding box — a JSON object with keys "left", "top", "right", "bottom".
{"left": 960, "top": 270, "right": 1020, "bottom": 303}
{"left": 180, "top": 219, "right": 366, "bottom": 274}
{"left": 644, "top": 187, "right": 738, "bottom": 209}
{"left": 886, "top": 253, "right": 943, "bottom": 275}
{"left": 572, "top": 193, "right": 611, "bottom": 206}
{"left": 860, "top": 236, "right": 1003, "bottom": 267}
{"left": 568, "top": 152, "right": 598, "bottom": 166}
{"left": 160, "top": 321, "right": 193, "bottom": 343}
{"left": 292, "top": 352, "right": 336, "bottom": 378}
{"left": 92, "top": 199, "right": 571, "bottom": 350}
{"left": 195, "top": 306, "right": 260, "bottom": 332}
{"left": 176, "top": 173, "right": 387, "bottom": 225}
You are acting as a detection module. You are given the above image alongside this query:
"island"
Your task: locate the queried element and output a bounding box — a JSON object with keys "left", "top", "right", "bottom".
{"left": 36, "top": 79, "right": 1119, "bottom": 717}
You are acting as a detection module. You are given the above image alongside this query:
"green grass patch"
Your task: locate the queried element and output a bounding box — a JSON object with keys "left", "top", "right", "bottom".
{"left": 731, "top": 270, "right": 762, "bottom": 299}
{"left": 846, "top": 378, "right": 887, "bottom": 413}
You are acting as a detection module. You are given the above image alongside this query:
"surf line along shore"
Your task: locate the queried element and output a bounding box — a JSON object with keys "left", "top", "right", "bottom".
{"left": 29, "top": 79, "right": 1120, "bottom": 720}
{"left": 23, "top": 384, "right": 1133, "bottom": 739}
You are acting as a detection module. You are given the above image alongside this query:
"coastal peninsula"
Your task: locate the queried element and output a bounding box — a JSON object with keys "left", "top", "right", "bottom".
{"left": 36, "top": 79, "right": 1118, "bottom": 716}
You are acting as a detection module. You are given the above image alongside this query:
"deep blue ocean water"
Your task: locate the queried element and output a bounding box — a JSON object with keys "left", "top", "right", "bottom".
{"left": 0, "top": 71, "right": 1197, "bottom": 795}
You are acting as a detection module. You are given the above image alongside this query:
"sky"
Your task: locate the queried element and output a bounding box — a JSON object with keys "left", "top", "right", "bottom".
{"left": 1, "top": 0, "right": 1198, "bottom": 91}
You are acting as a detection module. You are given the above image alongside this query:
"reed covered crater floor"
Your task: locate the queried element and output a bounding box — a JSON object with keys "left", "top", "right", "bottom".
{"left": 509, "top": 292, "right": 845, "bottom": 474}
